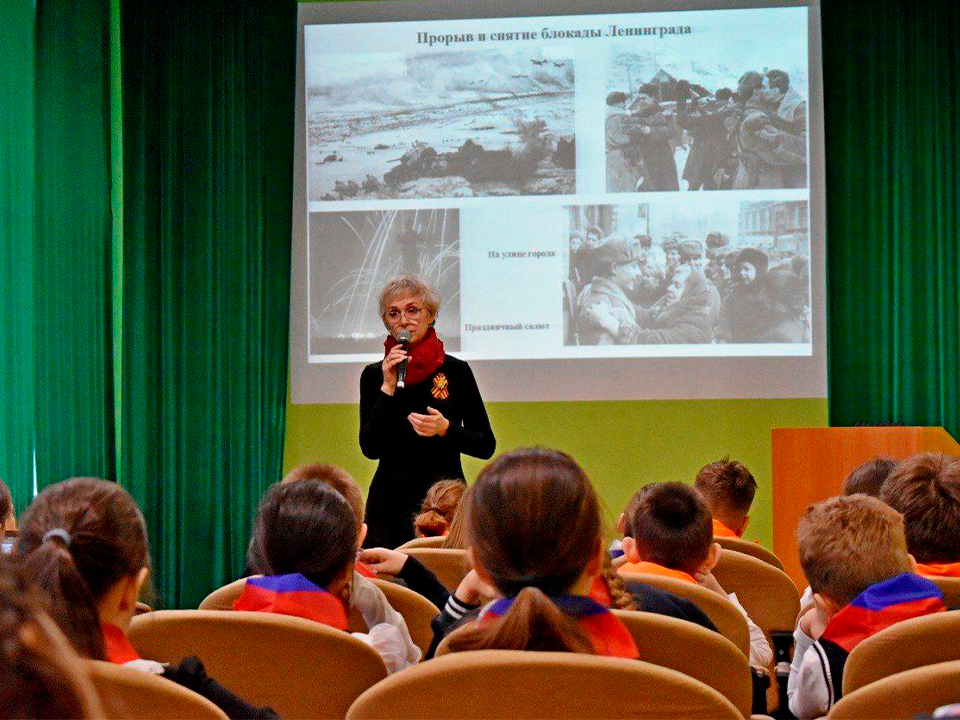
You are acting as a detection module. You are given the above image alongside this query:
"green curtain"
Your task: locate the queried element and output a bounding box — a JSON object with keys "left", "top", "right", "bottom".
{"left": 0, "top": 0, "right": 36, "bottom": 513}
{"left": 824, "top": 0, "right": 960, "bottom": 438}
{"left": 119, "top": 0, "right": 296, "bottom": 608}
{"left": 33, "top": 0, "right": 115, "bottom": 489}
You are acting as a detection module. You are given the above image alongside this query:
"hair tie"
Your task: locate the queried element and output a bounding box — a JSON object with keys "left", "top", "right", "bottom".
{"left": 42, "top": 528, "right": 72, "bottom": 547}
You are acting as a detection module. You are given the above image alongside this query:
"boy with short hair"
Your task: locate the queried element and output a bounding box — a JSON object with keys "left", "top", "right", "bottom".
{"left": 788, "top": 495, "right": 946, "bottom": 718}
{"left": 694, "top": 457, "right": 757, "bottom": 538}
{"left": 880, "top": 453, "right": 960, "bottom": 577}
{"left": 617, "top": 482, "right": 773, "bottom": 668}
{"left": 841, "top": 457, "right": 897, "bottom": 497}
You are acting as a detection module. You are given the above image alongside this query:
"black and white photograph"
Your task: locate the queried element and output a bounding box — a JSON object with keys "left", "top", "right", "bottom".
{"left": 309, "top": 209, "right": 461, "bottom": 355}
{"left": 306, "top": 47, "right": 576, "bottom": 201}
{"left": 605, "top": 43, "right": 808, "bottom": 193}
{"left": 563, "top": 200, "right": 810, "bottom": 345}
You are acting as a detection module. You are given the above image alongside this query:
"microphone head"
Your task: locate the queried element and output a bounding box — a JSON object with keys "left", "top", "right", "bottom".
{"left": 397, "top": 329, "right": 411, "bottom": 346}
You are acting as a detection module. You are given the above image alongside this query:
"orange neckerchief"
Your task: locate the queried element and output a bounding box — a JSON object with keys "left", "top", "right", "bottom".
{"left": 102, "top": 622, "right": 140, "bottom": 664}
{"left": 916, "top": 561, "right": 960, "bottom": 578}
{"left": 712, "top": 519, "right": 740, "bottom": 538}
{"left": 617, "top": 560, "right": 697, "bottom": 584}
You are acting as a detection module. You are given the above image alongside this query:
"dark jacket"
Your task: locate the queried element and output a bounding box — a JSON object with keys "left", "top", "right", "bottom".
{"left": 625, "top": 107, "right": 679, "bottom": 192}
{"left": 677, "top": 100, "right": 730, "bottom": 189}
{"left": 360, "top": 355, "right": 495, "bottom": 549}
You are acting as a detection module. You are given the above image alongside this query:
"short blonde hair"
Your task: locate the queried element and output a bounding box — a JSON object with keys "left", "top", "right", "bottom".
{"left": 378, "top": 276, "right": 441, "bottom": 322}
{"left": 797, "top": 495, "right": 911, "bottom": 605}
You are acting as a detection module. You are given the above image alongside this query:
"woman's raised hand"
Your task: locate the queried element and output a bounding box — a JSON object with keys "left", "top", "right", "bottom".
{"left": 357, "top": 547, "right": 409, "bottom": 576}
{"left": 380, "top": 345, "right": 408, "bottom": 395}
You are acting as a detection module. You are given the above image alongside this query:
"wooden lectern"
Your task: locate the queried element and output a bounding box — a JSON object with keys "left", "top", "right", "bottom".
{"left": 772, "top": 427, "right": 960, "bottom": 588}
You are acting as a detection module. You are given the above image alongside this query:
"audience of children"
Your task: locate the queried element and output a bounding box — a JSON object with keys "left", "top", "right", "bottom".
{"left": 3, "top": 450, "right": 960, "bottom": 717}
{"left": 694, "top": 457, "right": 758, "bottom": 539}
{"left": 880, "top": 453, "right": 960, "bottom": 578}
{"left": 413, "top": 479, "right": 466, "bottom": 538}
{"left": 238, "top": 477, "right": 420, "bottom": 672}
{"left": 788, "top": 494, "right": 947, "bottom": 718}
{"left": 616, "top": 481, "right": 774, "bottom": 668}
{"left": 13, "top": 477, "right": 276, "bottom": 718}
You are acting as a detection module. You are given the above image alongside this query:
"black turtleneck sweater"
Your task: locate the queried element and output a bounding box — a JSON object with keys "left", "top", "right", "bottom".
{"left": 359, "top": 354, "right": 495, "bottom": 548}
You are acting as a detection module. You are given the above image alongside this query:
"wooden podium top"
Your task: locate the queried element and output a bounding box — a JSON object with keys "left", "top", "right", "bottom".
{"left": 772, "top": 426, "right": 960, "bottom": 587}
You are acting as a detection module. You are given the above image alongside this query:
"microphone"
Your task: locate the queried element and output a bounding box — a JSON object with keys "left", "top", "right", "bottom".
{"left": 396, "top": 330, "right": 411, "bottom": 390}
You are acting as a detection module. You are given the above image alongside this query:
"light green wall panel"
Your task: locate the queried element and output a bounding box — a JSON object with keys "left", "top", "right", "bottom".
{"left": 285, "top": 397, "right": 828, "bottom": 548}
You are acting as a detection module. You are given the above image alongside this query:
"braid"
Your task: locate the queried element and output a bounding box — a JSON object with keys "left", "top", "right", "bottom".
{"left": 601, "top": 556, "right": 637, "bottom": 611}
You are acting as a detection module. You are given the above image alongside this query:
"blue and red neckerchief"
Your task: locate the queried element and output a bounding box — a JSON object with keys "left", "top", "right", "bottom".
{"left": 820, "top": 573, "right": 946, "bottom": 653}
{"left": 483, "top": 593, "right": 639, "bottom": 659}
{"left": 233, "top": 573, "right": 349, "bottom": 630}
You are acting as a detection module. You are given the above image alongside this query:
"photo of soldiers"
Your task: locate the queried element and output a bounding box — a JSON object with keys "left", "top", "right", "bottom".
{"left": 604, "top": 35, "right": 808, "bottom": 192}
{"left": 305, "top": 45, "right": 577, "bottom": 201}
{"left": 564, "top": 200, "right": 811, "bottom": 346}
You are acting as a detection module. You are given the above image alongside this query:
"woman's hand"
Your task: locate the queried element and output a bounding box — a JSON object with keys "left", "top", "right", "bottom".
{"left": 380, "top": 345, "right": 408, "bottom": 396}
{"left": 357, "top": 547, "right": 408, "bottom": 576}
{"left": 408, "top": 407, "right": 450, "bottom": 437}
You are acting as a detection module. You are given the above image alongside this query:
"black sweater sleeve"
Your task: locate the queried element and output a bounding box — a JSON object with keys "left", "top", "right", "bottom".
{"left": 396, "top": 555, "right": 450, "bottom": 610}
{"left": 359, "top": 364, "right": 390, "bottom": 460}
{"left": 441, "top": 363, "right": 496, "bottom": 459}
{"left": 162, "top": 657, "right": 278, "bottom": 719}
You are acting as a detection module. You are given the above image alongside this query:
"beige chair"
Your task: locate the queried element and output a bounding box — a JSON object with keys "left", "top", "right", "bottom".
{"left": 620, "top": 572, "right": 751, "bottom": 657}
{"left": 842, "top": 611, "right": 960, "bottom": 695}
{"left": 346, "top": 650, "right": 742, "bottom": 719}
{"left": 85, "top": 659, "right": 226, "bottom": 719}
{"left": 930, "top": 576, "right": 960, "bottom": 608}
{"left": 828, "top": 660, "right": 960, "bottom": 720}
{"left": 128, "top": 610, "right": 386, "bottom": 719}
{"left": 714, "top": 536, "right": 785, "bottom": 571}
{"left": 400, "top": 547, "right": 470, "bottom": 592}
{"left": 435, "top": 610, "right": 752, "bottom": 718}
{"left": 369, "top": 577, "right": 439, "bottom": 657}
{"left": 396, "top": 535, "right": 446, "bottom": 550}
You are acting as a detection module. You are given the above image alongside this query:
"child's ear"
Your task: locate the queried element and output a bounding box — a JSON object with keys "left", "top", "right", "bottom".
{"left": 621, "top": 536, "right": 641, "bottom": 563}
{"left": 121, "top": 567, "right": 150, "bottom": 612}
{"left": 357, "top": 523, "right": 368, "bottom": 549}
{"left": 813, "top": 592, "right": 842, "bottom": 618}
{"left": 616, "top": 512, "right": 627, "bottom": 535}
{"left": 698, "top": 542, "right": 721, "bottom": 575}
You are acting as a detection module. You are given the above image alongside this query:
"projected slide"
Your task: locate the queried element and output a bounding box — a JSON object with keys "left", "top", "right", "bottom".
{"left": 292, "top": 1, "right": 825, "bottom": 402}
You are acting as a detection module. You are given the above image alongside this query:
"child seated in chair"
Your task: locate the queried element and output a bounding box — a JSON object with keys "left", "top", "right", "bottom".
{"left": 238, "top": 478, "right": 420, "bottom": 672}
{"left": 694, "top": 457, "right": 757, "bottom": 539}
{"left": 880, "top": 453, "right": 960, "bottom": 579}
{"left": 788, "top": 495, "right": 946, "bottom": 718}
{"left": 617, "top": 482, "right": 773, "bottom": 668}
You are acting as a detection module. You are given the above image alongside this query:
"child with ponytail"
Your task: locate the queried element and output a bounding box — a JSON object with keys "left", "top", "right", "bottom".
{"left": 15, "top": 477, "right": 275, "bottom": 719}
{"left": 237, "top": 478, "right": 420, "bottom": 673}
{"left": 413, "top": 479, "right": 466, "bottom": 538}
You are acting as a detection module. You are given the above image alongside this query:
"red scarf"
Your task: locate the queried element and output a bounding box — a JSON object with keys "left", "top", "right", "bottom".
{"left": 383, "top": 327, "right": 445, "bottom": 387}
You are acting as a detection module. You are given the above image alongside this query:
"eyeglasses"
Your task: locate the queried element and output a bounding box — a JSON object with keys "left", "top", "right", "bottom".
{"left": 385, "top": 306, "right": 423, "bottom": 323}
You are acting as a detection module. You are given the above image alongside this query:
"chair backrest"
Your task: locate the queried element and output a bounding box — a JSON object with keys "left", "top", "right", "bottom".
{"left": 713, "top": 536, "right": 785, "bottom": 570}
{"left": 711, "top": 548, "right": 800, "bottom": 660}
{"left": 128, "top": 610, "right": 386, "bottom": 719}
{"left": 828, "top": 660, "right": 960, "bottom": 720}
{"left": 436, "top": 610, "right": 752, "bottom": 718}
{"left": 396, "top": 535, "right": 446, "bottom": 550}
{"left": 619, "top": 573, "right": 751, "bottom": 657}
{"left": 198, "top": 577, "right": 247, "bottom": 611}
{"left": 346, "top": 650, "right": 742, "bottom": 719}
{"left": 400, "top": 547, "right": 469, "bottom": 592}
{"left": 842, "top": 610, "right": 960, "bottom": 695}
{"left": 368, "top": 577, "right": 439, "bottom": 657}
{"left": 930, "top": 576, "right": 960, "bottom": 608}
{"left": 85, "top": 659, "right": 226, "bottom": 719}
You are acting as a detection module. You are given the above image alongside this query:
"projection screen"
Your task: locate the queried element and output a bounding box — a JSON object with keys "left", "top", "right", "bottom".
{"left": 291, "top": 0, "right": 826, "bottom": 403}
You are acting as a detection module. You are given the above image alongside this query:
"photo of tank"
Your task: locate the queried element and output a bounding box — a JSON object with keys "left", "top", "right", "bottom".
{"left": 305, "top": 44, "right": 576, "bottom": 201}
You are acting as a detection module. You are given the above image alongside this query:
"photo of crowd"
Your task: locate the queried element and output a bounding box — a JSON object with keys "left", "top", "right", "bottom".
{"left": 563, "top": 201, "right": 811, "bottom": 345}
{"left": 606, "top": 51, "right": 808, "bottom": 192}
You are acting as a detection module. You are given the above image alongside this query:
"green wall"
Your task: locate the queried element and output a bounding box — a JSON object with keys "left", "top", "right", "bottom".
{"left": 285, "top": 397, "right": 828, "bottom": 548}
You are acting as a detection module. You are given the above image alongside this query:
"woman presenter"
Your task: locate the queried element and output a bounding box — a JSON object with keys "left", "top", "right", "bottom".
{"left": 360, "top": 276, "right": 496, "bottom": 548}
